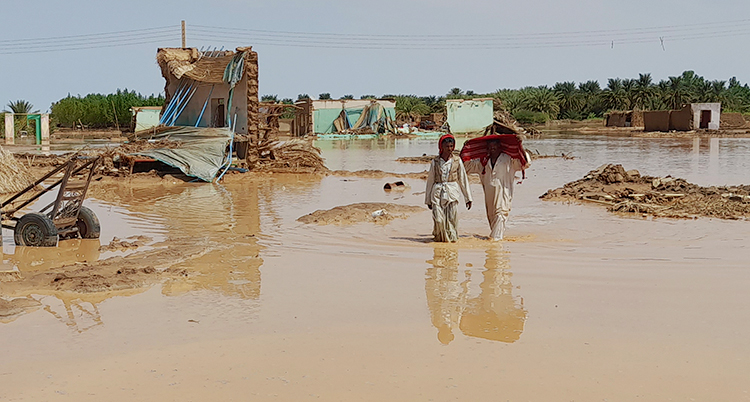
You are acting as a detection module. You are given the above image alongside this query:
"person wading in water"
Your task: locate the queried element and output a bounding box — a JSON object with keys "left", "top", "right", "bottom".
{"left": 425, "top": 134, "right": 472, "bottom": 242}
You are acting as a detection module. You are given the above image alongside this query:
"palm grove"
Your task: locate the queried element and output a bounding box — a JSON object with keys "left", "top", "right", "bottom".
{"left": 4, "top": 70, "right": 750, "bottom": 134}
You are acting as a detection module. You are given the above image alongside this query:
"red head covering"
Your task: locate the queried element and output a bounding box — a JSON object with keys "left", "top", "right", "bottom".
{"left": 438, "top": 133, "right": 455, "bottom": 149}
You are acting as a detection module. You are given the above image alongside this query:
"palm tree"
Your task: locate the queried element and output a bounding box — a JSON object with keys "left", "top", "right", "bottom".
{"left": 602, "top": 78, "right": 628, "bottom": 111}
{"left": 553, "top": 81, "right": 582, "bottom": 118}
{"left": 261, "top": 94, "right": 279, "bottom": 103}
{"left": 318, "top": 93, "right": 332, "bottom": 100}
{"left": 632, "top": 73, "right": 654, "bottom": 110}
{"left": 665, "top": 76, "right": 694, "bottom": 109}
{"left": 491, "top": 89, "right": 523, "bottom": 114}
{"left": 522, "top": 87, "right": 560, "bottom": 118}
{"left": 395, "top": 96, "right": 430, "bottom": 123}
{"left": 447, "top": 87, "right": 464, "bottom": 99}
{"left": 4, "top": 100, "right": 37, "bottom": 114}
{"left": 578, "top": 80, "right": 603, "bottom": 117}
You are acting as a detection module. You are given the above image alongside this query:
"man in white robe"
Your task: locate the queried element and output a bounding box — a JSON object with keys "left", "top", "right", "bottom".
{"left": 465, "top": 140, "right": 526, "bottom": 240}
{"left": 425, "top": 134, "right": 472, "bottom": 242}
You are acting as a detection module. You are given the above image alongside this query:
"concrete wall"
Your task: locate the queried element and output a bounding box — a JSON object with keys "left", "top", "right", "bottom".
{"left": 691, "top": 103, "right": 721, "bottom": 130}
{"left": 446, "top": 99, "right": 493, "bottom": 134}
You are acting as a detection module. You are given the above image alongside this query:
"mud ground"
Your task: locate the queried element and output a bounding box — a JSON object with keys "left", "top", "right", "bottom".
{"left": 2, "top": 136, "right": 750, "bottom": 401}
{"left": 541, "top": 163, "right": 750, "bottom": 220}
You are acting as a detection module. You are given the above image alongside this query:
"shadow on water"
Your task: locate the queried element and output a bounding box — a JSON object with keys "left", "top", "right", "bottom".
{"left": 425, "top": 244, "right": 526, "bottom": 345}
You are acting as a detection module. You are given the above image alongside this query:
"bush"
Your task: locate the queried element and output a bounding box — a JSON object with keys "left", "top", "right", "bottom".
{"left": 513, "top": 110, "right": 549, "bottom": 125}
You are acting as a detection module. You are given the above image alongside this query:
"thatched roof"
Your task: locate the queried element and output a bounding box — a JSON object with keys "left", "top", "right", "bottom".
{"left": 156, "top": 48, "right": 236, "bottom": 84}
{"left": 0, "top": 146, "right": 35, "bottom": 195}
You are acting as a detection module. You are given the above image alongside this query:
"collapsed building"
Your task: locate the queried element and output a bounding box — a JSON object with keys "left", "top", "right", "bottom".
{"left": 155, "top": 47, "right": 259, "bottom": 137}
{"left": 122, "top": 47, "right": 260, "bottom": 181}
{"left": 604, "top": 110, "right": 644, "bottom": 128}
{"left": 292, "top": 99, "right": 396, "bottom": 136}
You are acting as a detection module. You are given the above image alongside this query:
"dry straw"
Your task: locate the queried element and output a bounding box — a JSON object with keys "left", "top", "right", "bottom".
{"left": 0, "top": 145, "right": 36, "bottom": 195}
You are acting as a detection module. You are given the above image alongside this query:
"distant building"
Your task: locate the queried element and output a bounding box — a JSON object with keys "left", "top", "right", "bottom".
{"left": 691, "top": 103, "right": 720, "bottom": 130}
{"left": 293, "top": 99, "right": 396, "bottom": 136}
{"left": 643, "top": 103, "right": 721, "bottom": 132}
{"left": 604, "top": 110, "right": 643, "bottom": 128}
{"left": 446, "top": 98, "right": 494, "bottom": 134}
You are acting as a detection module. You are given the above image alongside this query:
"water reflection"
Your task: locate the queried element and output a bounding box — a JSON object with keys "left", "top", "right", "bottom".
{"left": 425, "top": 245, "right": 526, "bottom": 344}
{"left": 1, "top": 180, "right": 266, "bottom": 328}
{"left": 5, "top": 239, "right": 101, "bottom": 272}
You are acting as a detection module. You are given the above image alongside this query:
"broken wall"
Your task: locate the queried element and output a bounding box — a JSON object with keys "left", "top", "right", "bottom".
{"left": 605, "top": 112, "right": 629, "bottom": 127}
{"left": 643, "top": 111, "right": 670, "bottom": 132}
{"left": 669, "top": 105, "right": 692, "bottom": 131}
{"left": 446, "top": 99, "right": 494, "bottom": 134}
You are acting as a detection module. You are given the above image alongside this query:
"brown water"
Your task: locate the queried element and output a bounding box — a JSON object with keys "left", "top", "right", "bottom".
{"left": 2, "top": 134, "right": 750, "bottom": 401}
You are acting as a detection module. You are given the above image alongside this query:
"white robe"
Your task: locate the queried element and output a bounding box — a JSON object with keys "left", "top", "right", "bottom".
{"left": 425, "top": 157, "right": 472, "bottom": 242}
{"left": 465, "top": 154, "right": 524, "bottom": 240}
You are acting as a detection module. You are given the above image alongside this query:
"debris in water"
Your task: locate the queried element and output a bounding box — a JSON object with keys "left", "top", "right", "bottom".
{"left": 540, "top": 164, "right": 750, "bottom": 220}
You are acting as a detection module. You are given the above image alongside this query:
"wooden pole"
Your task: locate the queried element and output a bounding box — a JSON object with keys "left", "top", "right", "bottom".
{"left": 181, "top": 20, "right": 186, "bottom": 48}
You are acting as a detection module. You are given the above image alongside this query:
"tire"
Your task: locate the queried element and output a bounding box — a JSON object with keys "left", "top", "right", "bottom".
{"left": 14, "top": 213, "right": 58, "bottom": 247}
{"left": 76, "top": 206, "right": 101, "bottom": 239}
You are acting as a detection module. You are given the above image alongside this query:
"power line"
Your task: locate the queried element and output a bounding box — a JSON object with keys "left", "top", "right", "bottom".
{"left": 0, "top": 26, "right": 176, "bottom": 45}
{"left": 1, "top": 19, "right": 749, "bottom": 55}
{"left": 191, "top": 19, "right": 750, "bottom": 40}
{"left": 187, "top": 27, "right": 750, "bottom": 50}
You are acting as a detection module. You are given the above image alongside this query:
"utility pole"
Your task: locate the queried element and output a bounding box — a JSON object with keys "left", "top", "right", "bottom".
{"left": 181, "top": 20, "right": 186, "bottom": 48}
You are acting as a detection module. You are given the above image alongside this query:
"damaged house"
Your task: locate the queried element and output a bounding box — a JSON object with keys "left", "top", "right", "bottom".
{"left": 292, "top": 99, "right": 396, "bottom": 136}
{"left": 127, "top": 47, "right": 260, "bottom": 182}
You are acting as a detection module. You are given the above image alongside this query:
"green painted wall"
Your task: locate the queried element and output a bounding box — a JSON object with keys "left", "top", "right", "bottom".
{"left": 446, "top": 99, "right": 493, "bottom": 134}
{"left": 133, "top": 108, "right": 162, "bottom": 132}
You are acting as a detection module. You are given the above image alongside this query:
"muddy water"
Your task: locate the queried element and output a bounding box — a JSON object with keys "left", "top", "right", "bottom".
{"left": 2, "top": 134, "right": 750, "bottom": 401}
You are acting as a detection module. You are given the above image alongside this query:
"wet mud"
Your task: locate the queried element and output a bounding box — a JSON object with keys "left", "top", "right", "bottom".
{"left": 541, "top": 163, "right": 750, "bottom": 219}
{"left": 297, "top": 202, "right": 425, "bottom": 225}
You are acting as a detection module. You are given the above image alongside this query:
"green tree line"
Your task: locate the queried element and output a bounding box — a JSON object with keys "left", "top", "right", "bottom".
{"left": 51, "top": 89, "right": 164, "bottom": 129}
{"left": 263, "top": 70, "right": 750, "bottom": 126}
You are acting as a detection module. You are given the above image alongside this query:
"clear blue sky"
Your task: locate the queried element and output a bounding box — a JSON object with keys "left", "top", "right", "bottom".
{"left": 2, "top": 0, "right": 749, "bottom": 112}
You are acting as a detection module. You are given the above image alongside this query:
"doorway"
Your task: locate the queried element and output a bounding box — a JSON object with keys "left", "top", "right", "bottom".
{"left": 700, "top": 110, "right": 711, "bottom": 129}
{"left": 211, "top": 98, "right": 226, "bottom": 127}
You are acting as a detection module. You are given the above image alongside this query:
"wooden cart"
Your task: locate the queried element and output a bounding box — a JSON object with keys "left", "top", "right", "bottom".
{"left": 1, "top": 156, "right": 101, "bottom": 247}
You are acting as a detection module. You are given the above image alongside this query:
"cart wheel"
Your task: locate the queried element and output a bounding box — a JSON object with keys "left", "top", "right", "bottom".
{"left": 76, "top": 206, "right": 101, "bottom": 239}
{"left": 14, "top": 213, "right": 58, "bottom": 247}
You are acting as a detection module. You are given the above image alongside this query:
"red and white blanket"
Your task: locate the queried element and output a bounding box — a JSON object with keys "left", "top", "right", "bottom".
{"left": 459, "top": 134, "right": 529, "bottom": 167}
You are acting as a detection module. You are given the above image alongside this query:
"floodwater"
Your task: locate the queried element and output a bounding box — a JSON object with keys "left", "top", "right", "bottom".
{"left": 2, "top": 134, "right": 750, "bottom": 401}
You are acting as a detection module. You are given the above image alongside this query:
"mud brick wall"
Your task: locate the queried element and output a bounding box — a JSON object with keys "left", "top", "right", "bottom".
{"left": 643, "top": 111, "right": 670, "bottom": 132}
{"left": 245, "top": 50, "right": 260, "bottom": 141}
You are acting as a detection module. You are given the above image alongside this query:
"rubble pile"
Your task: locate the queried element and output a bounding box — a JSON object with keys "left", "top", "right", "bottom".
{"left": 541, "top": 164, "right": 750, "bottom": 220}
{"left": 247, "top": 139, "right": 328, "bottom": 173}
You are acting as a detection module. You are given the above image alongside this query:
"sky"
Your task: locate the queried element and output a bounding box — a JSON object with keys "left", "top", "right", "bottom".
{"left": 2, "top": 0, "right": 750, "bottom": 112}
